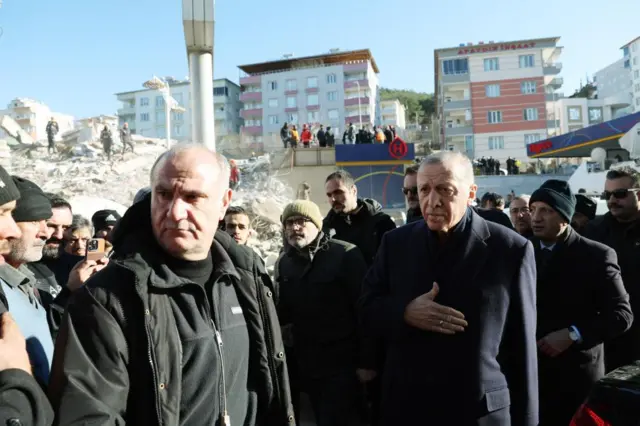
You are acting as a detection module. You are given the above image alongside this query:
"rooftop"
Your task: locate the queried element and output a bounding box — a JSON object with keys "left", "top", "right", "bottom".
{"left": 114, "top": 77, "right": 238, "bottom": 96}
{"left": 238, "top": 49, "right": 379, "bottom": 75}
{"left": 621, "top": 36, "right": 640, "bottom": 49}
{"left": 434, "top": 36, "right": 561, "bottom": 54}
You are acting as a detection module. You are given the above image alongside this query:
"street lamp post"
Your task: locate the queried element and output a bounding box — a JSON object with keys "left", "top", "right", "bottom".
{"left": 355, "top": 80, "right": 363, "bottom": 130}
{"left": 182, "top": 0, "right": 215, "bottom": 151}
{"left": 143, "top": 76, "right": 186, "bottom": 149}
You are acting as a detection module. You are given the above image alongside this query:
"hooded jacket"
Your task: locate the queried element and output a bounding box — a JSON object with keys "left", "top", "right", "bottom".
{"left": 48, "top": 195, "right": 295, "bottom": 426}
{"left": 323, "top": 198, "right": 396, "bottom": 266}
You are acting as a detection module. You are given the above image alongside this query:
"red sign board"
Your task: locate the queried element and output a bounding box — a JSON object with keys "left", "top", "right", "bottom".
{"left": 528, "top": 140, "right": 553, "bottom": 155}
{"left": 458, "top": 42, "right": 536, "bottom": 56}
{"left": 389, "top": 137, "right": 408, "bottom": 159}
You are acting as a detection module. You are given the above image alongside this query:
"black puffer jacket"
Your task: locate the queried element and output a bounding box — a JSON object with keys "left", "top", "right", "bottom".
{"left": 48, "top": 196, "right": 295, "bottom": 426}
{"left": 322, "top": 198, "right": 396, "bottom": 266}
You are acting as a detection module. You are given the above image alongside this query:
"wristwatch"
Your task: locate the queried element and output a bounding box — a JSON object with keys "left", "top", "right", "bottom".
{"left": 568, "top": 326, "right": 581, "bottom": 343}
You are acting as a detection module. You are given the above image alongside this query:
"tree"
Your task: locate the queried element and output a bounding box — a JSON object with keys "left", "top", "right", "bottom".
{"left": 380, "top": 88, "right": 434, "bottom": 126}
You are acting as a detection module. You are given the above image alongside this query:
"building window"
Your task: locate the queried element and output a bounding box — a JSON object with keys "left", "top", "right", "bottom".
{"left": 519, "top": 54, "right": 535, "bottom": 68}
{"left": 173, "top": 124, "right": 182, "bottom": 136}
{"left": 287, "top": 113, "right": 298, "bottom": 124}
{"left": 635, "top": 83, "right": 640, "bottom": 92}
{"left": 140, "top": 97, "right": 149, "bottom": 107}
{"left": 286, "top": 97, "right": 297, "bottom": 108}
{"left": 635, "top": 70, "right": 640, "bottom": 79}
{"left": 487, "top": 111, "right": 502, "bottom": 124}
{"left": 568, "top": 107, "right": 582, "bottom": 121}
{"left": 485, "top": 84, "right": 500, "bottom": 98}
{"left": 488, "top": 136, "right": 504, "bottom": 150}
{"left": 523, "top": 108, "right": 538, "bottom": 121}
{"left": 588, "top": 108, "right": 603, "bottom": 123}
{"left": 636, "top": 98, "right": 640, "bottom": 107}
{"left": 307, "top": 94, "right": 319, "bottom": 106}
{"left": 155, "top": 96, "right": 165, "bottom": 107}
{"left": 285, "top": 79, "right": 297, "bottom": 91}
{"left": 307, "top": 111, "right": 319, "bottom": 123}
{"left": 307, "top": 77, "right": 318, "bottom": 88}
{"left": 634, "top": 57, "right": 638, "bottom": 66}
{"left": 633, "top": 44, "right": 638, "bottom": 52}
{"left": 171, "top": 111, "right": 184, "bottom": 121}
{"left": 483, "top": 58, "right": 499, "bottom": 71}
{"left": 214, "top": 87, "right": 229, "bottom": 97}
{"left": 268, "top": 81, "right": 278, "bottom": 91}
{"left": 327, "top": 91, "right": 338, "bottom": 101}
{"left": 155, "top": 111, "right": 166, "bottom": 122}
{"left": 521, "top": 81, "right": 537, "bottom": 94}
{"left": 268, "top": 115, "right": 279, "bottom": 125}
{"left": 524, "top": 134, "right": 541, "bottom": 145}
{"left": 442, "top": 58, "right": 469, "bottom": 75}
{"left": 268, "top": 98, "right": 278, "bottom": 108}
{"left": 328, "top": 109, "right": 339, "bottom": 120}
{"left": 140, "top": 113, "right": 150, "bottom": 122}
{"left": 245, "top": 119, "right": 262, "bottom": 127}
{"left": 327, "top": 74, "right": 337, "bottom": 84}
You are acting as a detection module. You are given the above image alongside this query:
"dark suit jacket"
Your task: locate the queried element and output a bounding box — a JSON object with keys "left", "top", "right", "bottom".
{"left": 534, "top": 228, "right": 633, "bottom": 425}
{"left": 360, "top": 209, "right": 538, "bottom": 426}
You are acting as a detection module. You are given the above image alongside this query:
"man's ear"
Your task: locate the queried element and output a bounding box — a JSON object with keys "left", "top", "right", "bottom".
{"left": 219, "top": 189, "right": 232, "bottom": 221}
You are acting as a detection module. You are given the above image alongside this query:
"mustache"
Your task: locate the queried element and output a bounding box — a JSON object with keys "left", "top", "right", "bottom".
{"left": 608, "top": 202, "right": 622, "bottom": 209}
{"left": 165, "top": 221, "right": 196, "bottom": 232}
{"left": 46, "top": 237, "right": 62, "bottom": 244}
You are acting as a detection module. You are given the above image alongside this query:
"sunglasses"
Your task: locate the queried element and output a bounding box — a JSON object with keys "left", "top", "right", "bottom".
{"left": 402, "top": 187, "right": 418, "bottom": 196}
{"left": 601, "top": 189, "right": 640, "bottom": 200}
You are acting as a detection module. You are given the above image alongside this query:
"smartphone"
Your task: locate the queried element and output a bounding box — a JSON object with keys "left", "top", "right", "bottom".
{"left": 85, "top": 238, "right": 106, "bottom": 262}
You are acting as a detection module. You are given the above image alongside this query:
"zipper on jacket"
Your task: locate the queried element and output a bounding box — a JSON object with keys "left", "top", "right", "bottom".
{"left": 145, "top": 309, "right": 164, "bottom": 426}
{"left": 202, "top": 295, "right": 229, "bottom": 426}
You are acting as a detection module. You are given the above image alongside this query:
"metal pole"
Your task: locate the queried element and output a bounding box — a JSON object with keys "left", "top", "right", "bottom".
{"left": 165, "top": 85, "right": 171, "bottom": 149}
{"left": 189, "top": 51, "right": 215, "bottom": 151}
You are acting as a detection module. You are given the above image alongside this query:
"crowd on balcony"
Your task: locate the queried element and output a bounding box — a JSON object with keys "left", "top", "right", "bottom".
{"left": 279, "top": 122, "right": 399, "bottom": 149}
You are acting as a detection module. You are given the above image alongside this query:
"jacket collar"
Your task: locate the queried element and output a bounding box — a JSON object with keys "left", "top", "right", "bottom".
{"left": 0, "top": 264, "right": 36, "bottom": 289}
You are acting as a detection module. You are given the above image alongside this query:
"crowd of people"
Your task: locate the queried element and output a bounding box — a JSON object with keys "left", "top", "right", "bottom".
{"left": 279, "top": 122, "right": 398, "bottom": 149}
{"left": 2, "top": 143, "right": 640, "bottom": 426}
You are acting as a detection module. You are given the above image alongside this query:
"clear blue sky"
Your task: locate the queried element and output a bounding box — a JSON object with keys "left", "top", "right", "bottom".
{"left": 0, "top": 0, "right": 638, "bottom": 118}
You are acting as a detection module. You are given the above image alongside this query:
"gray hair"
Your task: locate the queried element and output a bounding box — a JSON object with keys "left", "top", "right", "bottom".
{"left": 69, "top": 214, "right": 93, "bottom": 236}
{"left": 419, "top": 151, "right": 475, "bottom": 187}
{"left": 513, "top": 194, "right": 531, "bottom": 204}
{"left": 150, "top": 142, "right": 231, "bottom": 189}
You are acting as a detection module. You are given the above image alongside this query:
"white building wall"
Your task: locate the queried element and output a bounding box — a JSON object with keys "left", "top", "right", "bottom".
{"left": 555, "top": 98, "right": 611, "bottom": 134}
{"left": 475, "top": 129, "right": 546, "bottom": 162}
{"left": 0, "top": 98, "right": 74, "bottom": 141}
{"left": 627, "top": 39, "right": 640, "bottom": 112}
{"left": 469, "top": 49, "right": 544, "bottom": 83}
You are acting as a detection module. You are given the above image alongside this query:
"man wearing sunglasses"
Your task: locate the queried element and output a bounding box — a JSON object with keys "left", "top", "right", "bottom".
{"left": 402, "top": 165, "right": 422, "bottom": 224}
{"left": 584, "top": 167, "right": 640, "bottom": 372}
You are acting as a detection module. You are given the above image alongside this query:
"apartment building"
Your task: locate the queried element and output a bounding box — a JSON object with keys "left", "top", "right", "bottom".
{"left": 434, "top": 37, "right": 563, "bottom": 162}
{"left": 551, "top": 97, "right": 621, "bottom": 134}
{"left": 238, "top": 49, "right": 380, "bottom": 146}
{"left": 380, "top": 99, "right": 407, "bottom": 129}
{"left": 622, "top": 36, "right": 640, "bottom": 113}
{"left": 115, "top": 78, "right": 242, "bottom": 141}
{"left": 0, "top": 98, "right": 74, "bottom": 141}
{"left": 594, "top": 58, "right": 633, "bottom": 119}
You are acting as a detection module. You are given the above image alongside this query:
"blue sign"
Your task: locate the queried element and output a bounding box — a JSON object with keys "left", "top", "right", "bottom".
{"left": 336, "top": 142, "right": 415, "bottom": 164}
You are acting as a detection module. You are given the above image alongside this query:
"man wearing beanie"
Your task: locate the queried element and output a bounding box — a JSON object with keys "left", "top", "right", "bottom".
{"left": 571, "top": 194, "right": 597, "bottom": 233}
{"left": 91, "top": 209, "right": 121, "bottom": 241}
{"left": 0, "top": 171, "right": 54, "bottom": 425}
{"left": 276, "top": 199, "right": 373, "bottom": 426}
{"left": 529, "top": 179, "right": 632, "bottom": 426}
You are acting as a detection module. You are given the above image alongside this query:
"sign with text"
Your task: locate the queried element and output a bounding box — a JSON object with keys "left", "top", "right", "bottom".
{"left": 458, "top": 42, "right": 536, "bottom": 56}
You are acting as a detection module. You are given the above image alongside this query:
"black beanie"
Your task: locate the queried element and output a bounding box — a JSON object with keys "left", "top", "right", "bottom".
{"left": 11, "top": 176, "right": 53, "bottom": 222}
{"left": 0, "top": 166, "right": 20, "bottom": 206}
{"left": 530, "top": 179, "right": 576, "bottom": 222}
{"left": 575, "top": 194, "right": 597, "bottom": 220}
{"left": 92, "top": 209, "right": 121, "bottom": 231}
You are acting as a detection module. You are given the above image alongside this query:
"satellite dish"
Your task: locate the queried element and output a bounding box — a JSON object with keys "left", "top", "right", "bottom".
{"left": 591, "top": 147, "right": 607, "bottom": 163}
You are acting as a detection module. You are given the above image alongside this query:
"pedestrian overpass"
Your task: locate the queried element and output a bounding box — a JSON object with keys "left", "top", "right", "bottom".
{"left": 526, "top": 111, "right": 640, "bottom": 159}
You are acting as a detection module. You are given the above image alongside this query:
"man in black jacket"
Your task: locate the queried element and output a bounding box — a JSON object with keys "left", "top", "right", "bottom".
{"left": 530, "top": 180, "right": 633, "bottom": 425}
{"left": 584, "top": 168, "right": 640, "bottom": 371}
{"left": 403, "top": 165, "right": 422, "bottom": 223}
{"left": 323, "top": 170, "right": 396, "bottom": 266}
{"left": 277, "top": 200, "right": 372, "bottom": 426}
{"left": 0, "top": 165, "right": 53, "bottom": 426}
{"left": 49, "top": 144, "right": 294, "bottom": 426}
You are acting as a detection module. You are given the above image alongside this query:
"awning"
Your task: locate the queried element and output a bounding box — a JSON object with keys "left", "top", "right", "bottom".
{"left": 527, "top": 111, "right": 640, "bottom": 158}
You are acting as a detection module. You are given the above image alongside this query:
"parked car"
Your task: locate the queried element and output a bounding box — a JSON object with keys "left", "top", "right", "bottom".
{"left": 571, "top": 361, "right": 640, "bottom": 425}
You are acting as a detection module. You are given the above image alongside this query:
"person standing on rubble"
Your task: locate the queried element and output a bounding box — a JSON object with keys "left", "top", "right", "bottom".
{"left": 100, "top": 125, "right": 113, "bottom": 160}
{"left": 119, "top": 122, "right": 134, "bottom": 155}
{"left": 46, "top": 117, "right": 59, "bottom": 155}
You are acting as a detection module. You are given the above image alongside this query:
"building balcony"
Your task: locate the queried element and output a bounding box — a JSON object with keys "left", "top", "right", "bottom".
{"left": 214, "top": 110, "right": 228, "bottom": 120}
{"left": 604, "top": 92, "right": 632, "bottom": 108}
{"left": 441, "top": 73, "right": 470, "bottom": 84}
{"left": 284, "top": 107, "right": 298, "bottom": 113}
{"left": 240, "top": 108, "right": 262, "bottom": 119}
{"left": 443, "top": 99, "right": 471, "bottom": 111}
{"left": 284, "top": 90, "right": 298, "bottom": 95}
{"left": 548, "top": 77, "right": 564, "bottom": 89}
{"left": 543, "top": 62, "right": 563, "bottom": 75}
{"left": 343, "top": 62, "right": 368, "bottom": 73}
{"left": 242, "top": 125, "right": 263, "bottom": 136}
{"left": 345, "top": 114, "right": 372, "bottom": 124}
{"left": 240, "top": 92, "right": 262, "bottom": 102}
{"left": 344, "top": 79, "right": 369, "bottom": 90}
{"left": 117, "top": 107, "right": 136, "bottom": 116}
{"left": 444, "top": 124, "right": 473, "bottom": 136}
{"left": 306, "top": 105, "right": 320, "bottom": 111}
{"left": 239, "top": 75, "right": 261, "bottom": 85}
{"left": 305, "top": 87, "right": 319, "bottom": 94}
{"left": 344, "top": 97, "right": 370, "bottom": 107}
{"left": 545, "top": 92, "right": 565, "bottom": 101}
